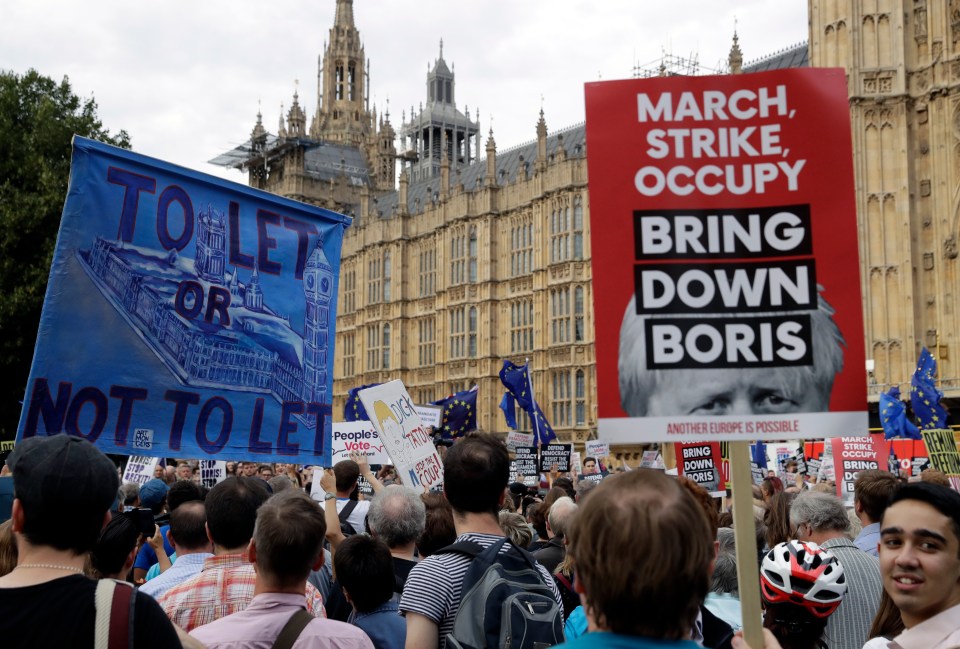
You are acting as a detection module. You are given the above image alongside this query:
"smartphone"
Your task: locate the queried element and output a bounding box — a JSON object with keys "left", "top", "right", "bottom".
{"left": 125, "top": 508, "right": 156, "bottom": 537}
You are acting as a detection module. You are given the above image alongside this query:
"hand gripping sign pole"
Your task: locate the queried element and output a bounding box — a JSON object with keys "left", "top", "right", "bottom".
{"left": 730, "top": 441, "right": 763, "bottom": 649}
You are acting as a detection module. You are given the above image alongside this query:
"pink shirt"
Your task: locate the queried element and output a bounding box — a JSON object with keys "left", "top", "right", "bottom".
{"left": 190, "top": 593, "right": 374, "bottom": 649}
{"left": 888, "top": 603, "right": 960, "bottom": 649}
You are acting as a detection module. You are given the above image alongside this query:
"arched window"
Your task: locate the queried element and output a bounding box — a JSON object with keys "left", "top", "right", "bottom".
{"left": 468, "top": 307, "right": 477, "bottom": 357}
{"left": 575, "top": 369, "right": 586, "bottom": 425}
{"left": 468, "top": 227, "right": 478, "bottom": 283}
{"left": 573, "top": 196, "right": 584, "bottom": 260}
{"left": 348, "top": 62, "right": 356, "bottom": 101}
{"left": 382, "top": 324, "right": 391, "bottom": 370}
{"left": 383, "top": 250, "right": 392, "bottom": 302}
{"left": 575, "top": 285, "right": 585, "bottom": 342}
{"left": 335, "top": 62, "right": 344, "bottom": 101}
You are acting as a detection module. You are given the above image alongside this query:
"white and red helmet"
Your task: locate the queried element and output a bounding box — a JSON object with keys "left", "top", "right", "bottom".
{"left": 760, "top": 540, "right": 847, "bottom": 618}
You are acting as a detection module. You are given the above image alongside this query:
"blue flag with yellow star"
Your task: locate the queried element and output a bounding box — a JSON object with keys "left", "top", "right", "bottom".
{"left": 910, "top": 348, "right": 949, "bottom": 430}
{"left": 499, "top": 360, "right": 557, "bottom": 445}
{"left": 432, "top": 387, "right": 478, "bottom": 439}
{"left": 500, "top": 392, "right": 518, "bottom": 430}
{"left": 344, "top": 383, "right": 382, "bottom": 422}
{"left": 880, "top": 386, "right": 920, "bottom": 440}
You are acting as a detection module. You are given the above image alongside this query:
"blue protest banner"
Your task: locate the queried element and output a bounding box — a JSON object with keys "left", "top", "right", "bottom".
{"left": 16, "top": 137, "right": 350, "bottom": 465}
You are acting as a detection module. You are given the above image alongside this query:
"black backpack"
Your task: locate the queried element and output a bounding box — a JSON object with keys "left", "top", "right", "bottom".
{"left": 437, "top": 538, "right": 564, "bottom": 649}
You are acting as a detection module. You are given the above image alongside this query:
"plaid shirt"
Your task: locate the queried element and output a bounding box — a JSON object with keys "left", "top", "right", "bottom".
{"left": 158, "top": 553, "right": 326, "bottom": 632}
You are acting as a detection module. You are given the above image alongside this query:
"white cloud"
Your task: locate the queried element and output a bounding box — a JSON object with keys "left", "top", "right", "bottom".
{"left": 1, "top": 0, "right": 807, "bottom": 183}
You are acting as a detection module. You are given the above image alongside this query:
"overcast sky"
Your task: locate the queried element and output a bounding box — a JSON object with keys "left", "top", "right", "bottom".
{"left": 2, "top": 0, "right": 808, "bottom": 183}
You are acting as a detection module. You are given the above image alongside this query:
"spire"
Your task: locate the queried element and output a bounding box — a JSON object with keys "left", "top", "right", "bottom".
{"left": 728, "top": 23, "right": 743, "bottom": 74}
{"left": 278, "top": 102, "right": 287, "bottom": 138}
{"left": 536, "top": 108, "right": 548, "bottom": 172}
{"left": 251, "top": 100, "right": 266, "bottom": 141}
{"left": 334, "top": 0, "right": 354, "bottom": 27}
{"left": 485, "top": 127, "right": 497, "bottom": 188}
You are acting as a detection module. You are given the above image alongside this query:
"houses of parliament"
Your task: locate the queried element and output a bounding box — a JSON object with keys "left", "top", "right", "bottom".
{"left": 214, "top": 0, "right": 960, "bottom": 449}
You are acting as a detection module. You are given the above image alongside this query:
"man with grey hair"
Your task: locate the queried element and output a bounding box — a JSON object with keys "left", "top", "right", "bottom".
{"left": 790, "top": 491, "right": 881, "bottom": 649}
{"left": 367, "top": 484, "right": 426, "bottom": 592}
{"left": 534, "top": 496, "right": 577, "bottom": 574}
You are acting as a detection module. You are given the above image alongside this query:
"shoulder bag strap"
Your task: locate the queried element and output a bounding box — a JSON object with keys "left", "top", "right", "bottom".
{"left": 338, "top": 499, "right": 358, "bottom": 524}
{"left": 271, "top": 608, "right": 314, "bottom": 649}
{"left": 108, "top": 582, "right": 134, "bottom": 649}
{"left": 94, "top": 579, "right": 116, "bottom": 649}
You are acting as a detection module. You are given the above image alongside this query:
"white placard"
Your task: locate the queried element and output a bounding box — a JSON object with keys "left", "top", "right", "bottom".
{"left": 585, "top": 440, "right": 610, "bottom": 458}
{"left": 570, "top": 451, "right": 582, "bottom": 475}
{"left": 331, "top": 421, "right": 392, "bottom": 465}
{"left": 640, "top": 450, "right": 661, "bottom": 468}
{"left": 415, "top": 405, "right": 443, "bottom": 429}
{"left": 358, "top": 380, "right": 444, "bottom": 492}
{"left": 506, "top": 431, "right": 534, "bottom": 451}
{"left": 199, "top": 460, "right": 227, "bottom": 488}
{"left": 122, "top": 456, "right": 159, "bottom": 486}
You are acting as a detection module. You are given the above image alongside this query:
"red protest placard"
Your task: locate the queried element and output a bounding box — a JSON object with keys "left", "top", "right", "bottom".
{"left": 831, "top": 434, "right": 890, "bottom": 505}
{"left": 676, "top": 441, "right": 725, "bottom": 497}
{"left": 585, "top": 69, "right": 866, "bottom": 444}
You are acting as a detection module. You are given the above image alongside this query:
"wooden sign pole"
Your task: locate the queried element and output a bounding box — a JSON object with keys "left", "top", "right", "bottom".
{"left": 730, "top": 440, "right": 764, "bottom": 649}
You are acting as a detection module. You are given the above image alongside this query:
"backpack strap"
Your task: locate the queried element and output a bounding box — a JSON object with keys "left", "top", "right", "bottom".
{"left": 434, "top": 540, "right": 485, "bottom": 558}
{"left": 338, "top": 500, "right": 358, "bottom": 525}
{"left": 94, "top": 579, "right": 135, "bottom": 649}
{"left": 271, "top": 608, "right": 314, "bottom": 649}
{"left": 554, "top": 571, "right": 574, "bottom": 593}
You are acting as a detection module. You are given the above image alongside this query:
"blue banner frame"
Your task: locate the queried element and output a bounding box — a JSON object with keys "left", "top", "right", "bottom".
{"left": 16, "top": 137, "right": 350, "bottom": 465}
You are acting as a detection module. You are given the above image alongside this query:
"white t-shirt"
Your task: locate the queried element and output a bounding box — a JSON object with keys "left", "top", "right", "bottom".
{"left": 335, "top": 498, "right": 371, "bottom": 533}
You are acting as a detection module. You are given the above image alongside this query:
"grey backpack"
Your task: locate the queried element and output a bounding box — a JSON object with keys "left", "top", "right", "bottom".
{"left": 438, "top": 538, "right": 563, "bottom": 649}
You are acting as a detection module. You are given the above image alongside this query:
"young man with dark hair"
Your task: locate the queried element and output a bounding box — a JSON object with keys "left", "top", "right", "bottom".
{"left": 400, "top": 432, "right": 561, "bottom": 649}
{"left": 159, "top": 476, "right": 325, "bottom": 631}
{"left": 879, "top": 481, "right": 960, "bottom": 647}
{"left": 335, "top": 535, "right": 405, "bottom": 649}
{"left": 140, "top": 501, "right": 213, "bottom": 600}
{"left": 190, "top": 491, "right": 372, "bottom": 649}
{"left": 331, "top": 458, "right": 371, "bottom": 533}
{"left": 0, "top": 435, "right": 180, "bottom": 648}
{"left": 556, "top": 469, "right": 713, "bottom": 647}
{"left": 853, "top": 468, "right": 900, "bottom": 557}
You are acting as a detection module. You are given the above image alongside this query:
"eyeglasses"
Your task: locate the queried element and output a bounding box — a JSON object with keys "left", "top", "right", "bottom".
{"left": 791, "top": 523, "right": 808, "bottom": 540}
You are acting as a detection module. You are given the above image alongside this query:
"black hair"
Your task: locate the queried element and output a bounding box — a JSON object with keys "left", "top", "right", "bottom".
{"left": 91, "top": 515, "right": 140, "bottom": 578}
{"left": 205, "top": 477, "right": 270, "bottom": 549}
{"left": 887, "top": 481, "right": 960, "bottom": 551}
{"left": 169, "top": 501, "right": 209, "bottom": 550}
{"left": 167, "top": 480, "right": 204, "bottom": 511}
{"left": 333, "top": 535, "right": 396, "bottom": 612}
{"left": 443, "top": 432, "right": 509, "bottom": 515}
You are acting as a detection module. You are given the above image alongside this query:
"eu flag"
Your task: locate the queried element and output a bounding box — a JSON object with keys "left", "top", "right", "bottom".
{"left": 432, "top": 387, "right": 478, "bottom": 439}
{"left": 880, "top": 386, "right": 920, "bottom": 440}
{"left": 750, "top": 441, "right": 768, "bottom": 469}
{"left": 910, "top": 348, "right": 949, "bottom": 430}
{"left": 344, "top": 383, "right": 381, "bottom": 422}
{"left": 500, "top": 392, "right": 518, "bottom": 430}
{"left": 499, "top": 360, "right": 556, "bottom": 445}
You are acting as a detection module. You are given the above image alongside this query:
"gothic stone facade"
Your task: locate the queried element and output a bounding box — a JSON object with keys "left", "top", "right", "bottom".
{"left": 809, "top": 0, "right": 960, "bottom": 401}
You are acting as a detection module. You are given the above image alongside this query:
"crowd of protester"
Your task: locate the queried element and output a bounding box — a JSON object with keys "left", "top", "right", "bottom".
{"left": 0, "top": 433, "right": 958, "bottom": 649}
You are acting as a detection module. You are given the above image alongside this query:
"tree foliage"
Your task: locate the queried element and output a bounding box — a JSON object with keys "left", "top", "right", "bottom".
{"left": 0, "top": 69, "right": 130, "bottom": 438}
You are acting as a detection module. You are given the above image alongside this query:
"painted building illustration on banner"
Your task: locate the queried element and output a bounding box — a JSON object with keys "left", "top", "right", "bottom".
{"left": 76, "top": 203, "right": 334, "bottom": 426}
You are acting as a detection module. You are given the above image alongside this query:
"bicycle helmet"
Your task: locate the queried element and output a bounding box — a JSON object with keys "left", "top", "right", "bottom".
{"left": 760, "top": 540, "right": 847, "bottom": 618}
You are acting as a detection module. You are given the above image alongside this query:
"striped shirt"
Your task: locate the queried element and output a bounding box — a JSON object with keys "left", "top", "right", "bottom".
{"left": 820, "top": 537, "right": 882, "bottom": 649}
{"left": 399, "top": 533, "right": 562, "bottom": 649}
{"left": 158, "top": 553, "right": 326, "bottom": 632}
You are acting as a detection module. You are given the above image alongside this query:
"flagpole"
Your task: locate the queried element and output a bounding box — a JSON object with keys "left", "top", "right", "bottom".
{"left": 525, "top": 357, "right": 542, "bottom": 445}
